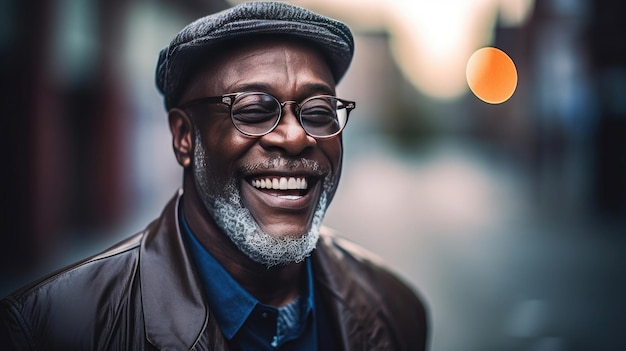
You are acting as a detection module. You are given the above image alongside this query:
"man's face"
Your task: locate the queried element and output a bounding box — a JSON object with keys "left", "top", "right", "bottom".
{"left": 182, "top": 39, "right": 342, "bottom": 266}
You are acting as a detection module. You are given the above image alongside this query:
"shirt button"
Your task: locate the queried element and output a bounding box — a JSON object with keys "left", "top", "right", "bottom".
{"left": 261, "top": 312, "right": 268, "bottom": 319}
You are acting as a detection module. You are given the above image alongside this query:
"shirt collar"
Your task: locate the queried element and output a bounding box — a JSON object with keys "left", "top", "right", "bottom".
{"left": 179, "top": 204, "right": 315, "bottom": 340}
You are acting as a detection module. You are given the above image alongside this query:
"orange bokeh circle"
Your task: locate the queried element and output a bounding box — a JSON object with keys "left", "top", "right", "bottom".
{"left": 466, "top": 47, "right": 518, "bottom": 104}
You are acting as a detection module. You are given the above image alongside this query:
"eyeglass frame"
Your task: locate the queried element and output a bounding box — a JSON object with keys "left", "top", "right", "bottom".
{"left": 177, "top": 91, "right": 356, "bottom": 139}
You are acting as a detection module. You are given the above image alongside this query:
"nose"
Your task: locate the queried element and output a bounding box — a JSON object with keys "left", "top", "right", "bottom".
{"left": 258, "top": 104, "right": 316, "bottom": 155}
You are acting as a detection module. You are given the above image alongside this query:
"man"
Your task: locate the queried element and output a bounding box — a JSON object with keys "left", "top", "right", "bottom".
{"left": 0, "top": 2, "right": 428, "bottom": 350}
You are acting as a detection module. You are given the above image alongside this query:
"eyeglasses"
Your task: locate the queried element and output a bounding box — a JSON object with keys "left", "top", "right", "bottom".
{"left": 178, "top": 92, "right": 356, "bottom": 139}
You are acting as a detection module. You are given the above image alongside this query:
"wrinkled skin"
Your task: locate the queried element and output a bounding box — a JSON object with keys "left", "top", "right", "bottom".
{"left": 168, "top": 38, "right": 343, "bottom": 304}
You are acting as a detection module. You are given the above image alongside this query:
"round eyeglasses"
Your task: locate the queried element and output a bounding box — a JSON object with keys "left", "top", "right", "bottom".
{"left": 178, "top": 92, "right": 356, "bottom": 139}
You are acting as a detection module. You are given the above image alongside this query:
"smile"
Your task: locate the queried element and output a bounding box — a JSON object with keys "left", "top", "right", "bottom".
{"left": 248, "top": 176, "right": 313, "bottom": 201}
{"left": 250, "top": 177, "right": 308, "bottom": 190}
{"left": 240, "top": 172, "right": 324, "bottom": 227}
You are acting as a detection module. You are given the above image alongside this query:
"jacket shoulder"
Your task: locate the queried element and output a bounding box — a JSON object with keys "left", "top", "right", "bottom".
{"left": 7, "top": 233, "right": 143, "bottom": 300}
{"left": 318, "top": 227, "right": 423, "bottom": 303}
{"left": 316, "top": 227, "right": 429, "bottom": 350}
{"left": 0, "top": 232, "right": 145, "bottom": 349}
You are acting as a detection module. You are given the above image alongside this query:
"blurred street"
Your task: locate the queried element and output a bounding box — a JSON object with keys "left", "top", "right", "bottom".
{"left": 326, "top": 139, "right": 626, "bottom": 351}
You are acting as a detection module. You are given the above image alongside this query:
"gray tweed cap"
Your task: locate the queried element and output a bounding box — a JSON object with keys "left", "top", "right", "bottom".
{"left": 155, "top": 1, "right": 354, "bottom": 110}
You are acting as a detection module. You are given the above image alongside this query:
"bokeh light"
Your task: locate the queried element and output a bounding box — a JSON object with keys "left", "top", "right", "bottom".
{"left": 466, "top": 47, "right": 518, "bottom": 104}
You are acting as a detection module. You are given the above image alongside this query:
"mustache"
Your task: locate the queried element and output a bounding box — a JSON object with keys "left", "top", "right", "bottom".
{"left": 240, "top": 156, "right": 327, "bottom": 176}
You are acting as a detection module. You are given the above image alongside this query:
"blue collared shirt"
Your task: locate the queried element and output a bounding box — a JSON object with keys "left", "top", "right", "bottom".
{"left": 180, "top": 209, "right": 319, "bottom": 350}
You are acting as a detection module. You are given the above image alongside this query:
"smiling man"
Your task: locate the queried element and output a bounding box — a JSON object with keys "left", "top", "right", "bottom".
{"left": 179, "top": 38, "right": 342, "bottom": 269}
{"left": 0, "top": 2, "right": 427, "bottom": 350}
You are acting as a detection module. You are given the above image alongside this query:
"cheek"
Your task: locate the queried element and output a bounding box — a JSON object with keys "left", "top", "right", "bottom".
{"left": 320, "top": 138, "right": 343, "bottom": 178}
{"left": 204, "top": 127, "right": 256, "bottom": 177}
{"left": 318, "top": 138, "right": 342, "bottom": 206}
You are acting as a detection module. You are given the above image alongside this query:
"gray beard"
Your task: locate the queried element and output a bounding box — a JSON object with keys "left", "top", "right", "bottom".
{"left": 192, "top": 130, "right": 329, "bottom": 267}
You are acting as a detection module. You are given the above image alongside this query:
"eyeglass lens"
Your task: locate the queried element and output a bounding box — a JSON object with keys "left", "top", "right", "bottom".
{"left": 230, "top": 92, "right": 349, "bottom": 137}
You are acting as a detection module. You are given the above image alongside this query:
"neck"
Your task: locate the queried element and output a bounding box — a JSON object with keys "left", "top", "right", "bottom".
{"left": 182, "top": 176, "right": 305, "bottom": 307}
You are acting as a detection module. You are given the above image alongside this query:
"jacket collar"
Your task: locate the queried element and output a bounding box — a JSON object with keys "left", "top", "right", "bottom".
{"left": 138, "top": 190, "right": 390, "bottom": 350}
{"left": 139, "top": 190, "right": 212, "bottom": 350}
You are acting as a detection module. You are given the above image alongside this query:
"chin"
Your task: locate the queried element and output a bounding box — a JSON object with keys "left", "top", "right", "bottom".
{"left": 192, "top": 132, "right": 331, "bottom": 266}
{"left": 210, "top": 180, "right": 329, "bottom": 266}
{"left": 260, "top": 224, "right": 312, "bottom": 240}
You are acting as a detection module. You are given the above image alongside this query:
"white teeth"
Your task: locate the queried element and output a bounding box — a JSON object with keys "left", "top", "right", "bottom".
{"left": 288, "top": 177, "right": 297, "bottom": 189}
{"left": 251, "top": 177, "right": 309, "bottom": 190}
{"left": 279, "top": 195, "right": 303, "bottom": 200}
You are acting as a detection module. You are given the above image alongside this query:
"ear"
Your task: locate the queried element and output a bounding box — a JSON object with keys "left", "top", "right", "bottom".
{"left": 168, "top": 108, "right": 194, "bottom": 168}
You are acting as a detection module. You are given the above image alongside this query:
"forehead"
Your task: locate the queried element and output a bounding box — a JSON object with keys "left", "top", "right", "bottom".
{"left": 183, "top": 37, "right": 336, "bottom": 100}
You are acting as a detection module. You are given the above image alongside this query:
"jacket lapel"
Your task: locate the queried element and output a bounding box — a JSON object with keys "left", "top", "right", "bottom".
{"left": 139, "top": 191, "right": 222, "bottom": 350}
{"left": 313, "top": 229, "right": 367, "bottom": 350}
{"left": 313, "top": 228, "right": 394, "bottom": 351}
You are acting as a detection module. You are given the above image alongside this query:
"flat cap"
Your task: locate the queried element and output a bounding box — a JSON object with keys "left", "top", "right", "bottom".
{"left": 156, "top": 1, "right": 354, "bottom": 110}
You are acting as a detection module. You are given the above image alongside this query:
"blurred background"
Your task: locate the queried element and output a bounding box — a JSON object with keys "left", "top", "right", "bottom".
{"left": 1, "top": 0, "right": 625, "bottom": 350}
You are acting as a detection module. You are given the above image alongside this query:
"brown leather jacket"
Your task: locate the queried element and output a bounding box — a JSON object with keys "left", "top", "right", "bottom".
{"left": 0, "top": 192, "right": 428, "bottom": 350}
